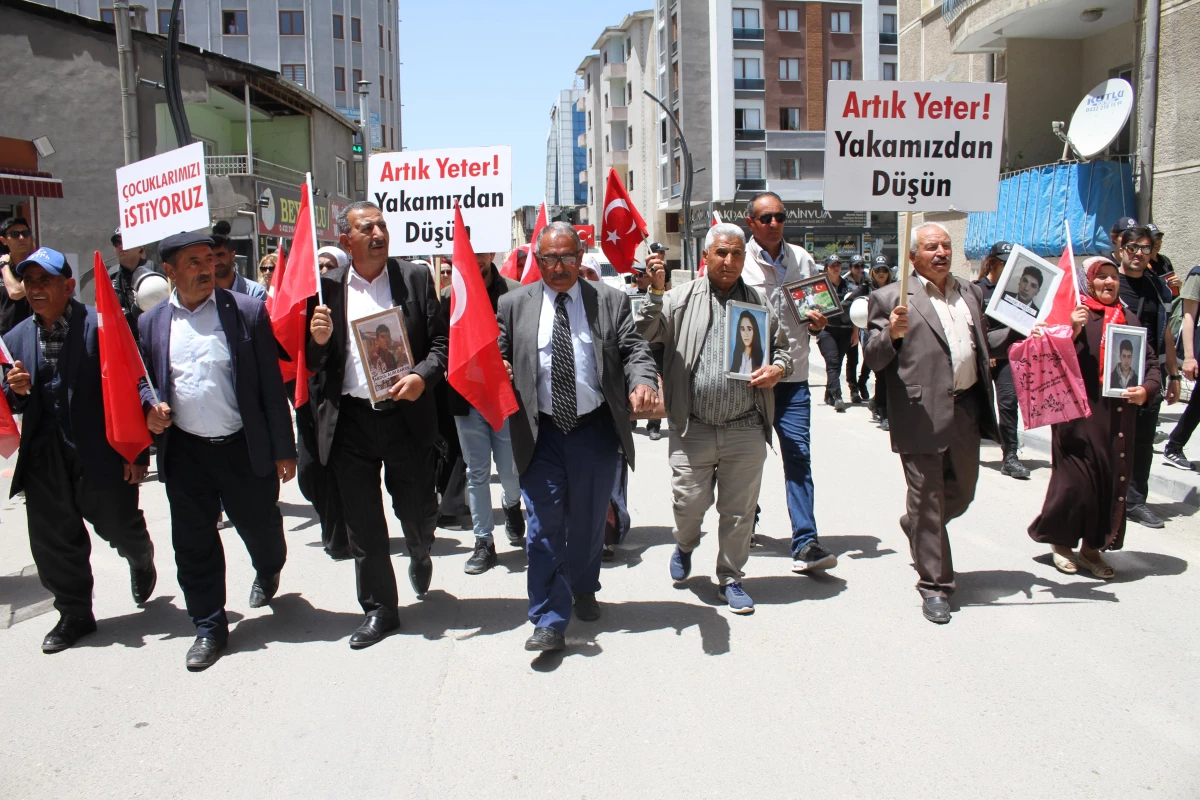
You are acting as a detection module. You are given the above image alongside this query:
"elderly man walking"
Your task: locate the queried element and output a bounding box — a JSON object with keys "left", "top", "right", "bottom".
{"left": 636, "top": 224, "right": 792, "bottom": 613}
{"left": 865, "top": 222, "right": 997, "bottom": 624}
{"left": 497, "top": 222, "right": 659, "bottom": 652}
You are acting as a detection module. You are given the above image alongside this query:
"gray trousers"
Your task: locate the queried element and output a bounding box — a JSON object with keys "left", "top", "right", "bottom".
{"left": 897, "top": 395, "right": 982, "bottom": 599}
{"left": 669, "top": 421, "right": 767, "bottom": 585}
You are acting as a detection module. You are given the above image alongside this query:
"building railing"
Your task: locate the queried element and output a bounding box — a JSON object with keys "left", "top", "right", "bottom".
{"left": 734, "top": 78, "right": 765, "bottom": 91}
{"left": 205, "top": 155, "right": 306, "bottom": 185}
{"left": 734, "top": 179, "right": 767, "bottom": 193}
{"left": 733, "top": 27, "right": 765, "bottom": 40}
{"left": 671, "top": 182, "right": 682, "bottom": 197}
{"left": 735, "top": 128, "right": 766, "bottom": 141}
{"left": 879, "top": 32, "right": 898, "bottom": 44}
{"left": 941, "top": 0, "right": 984, "bottom": 25}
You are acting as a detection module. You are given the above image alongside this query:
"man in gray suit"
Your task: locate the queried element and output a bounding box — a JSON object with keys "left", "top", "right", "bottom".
{"left": 497, "top": 222, "right": 659, "bottom": 652}
{"left": 865, "top": 222, "right": 998, "bottom": 624}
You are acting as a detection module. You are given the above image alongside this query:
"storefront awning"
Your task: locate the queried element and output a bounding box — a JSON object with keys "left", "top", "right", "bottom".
{"left": 0, "top": 169, "right": 63, "bottom": 199}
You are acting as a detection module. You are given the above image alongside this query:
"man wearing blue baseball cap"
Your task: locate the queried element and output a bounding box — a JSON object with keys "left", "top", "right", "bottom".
{"left": 1, "top": 247, "right": 157, "bottom": 654}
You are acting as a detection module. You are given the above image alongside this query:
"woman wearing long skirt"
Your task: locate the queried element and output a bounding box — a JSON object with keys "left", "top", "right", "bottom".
{"left": 1027, "top": 257, "right": 1161, "bottom": 579}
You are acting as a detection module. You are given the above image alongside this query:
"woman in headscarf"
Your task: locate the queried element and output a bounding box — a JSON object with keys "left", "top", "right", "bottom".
{"left": 316, "top": 246, "right": 350, "bottom": 274}
{"left": 1027, "top": 256, "right": 1161, "bottom": 579}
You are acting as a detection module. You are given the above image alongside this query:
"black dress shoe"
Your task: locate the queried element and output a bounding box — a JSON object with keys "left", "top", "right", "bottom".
{"left": 573, "top": 592, "right": 601, "bottom": 621}
{"left": 42, "top": 614, "right": 97, "bottom": 654}
{"left": 248, "top": 571, "right": 281, "bottom": 608}
{"left": 325, "top": 546, "right": 352, "bottom": 561}
{"left": 504, "top": 503, "right": 526, "bottom": 547}
{"left": 524, "top": 626, "right": 565, "bottom": 652}
{"left": 349, "top": 612, "right": 400, "bottom": 649}
{"left": 185, "top": 636, "right": 224, "bottom": 670}
{"left": 922, "top": 597, "right": 952, "bottom": 624}
{"left": 129, "top": 558, "right": 157, "bottom": 605}
{"left": 409, "top": 554, "right": 433, "bottom": 596}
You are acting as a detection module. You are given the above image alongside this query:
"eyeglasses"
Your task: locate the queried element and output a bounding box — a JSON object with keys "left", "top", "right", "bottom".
{"left": 535, "top": 253, "right": 579, "bottom": 268}
{"left": 440, "top": 270, "right": 452, "bottom": 276}
{"left": 4, "top": 229, "right": 32, "bottom": 239}
{"left": 1123, "top": 243, "right": 1152, "bottom": 255}
{"left": 754, "top": 213, "right": 787, "bottom": 225}
{"left": 261, "top": 267, "right": 275, "bottom": 274}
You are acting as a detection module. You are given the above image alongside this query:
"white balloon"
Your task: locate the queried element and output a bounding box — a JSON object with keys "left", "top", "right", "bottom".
{"left": 849, "top": 297, "right": 870, "bottom": 329}
{"left": 135, "top": 273, "right": 170, "bottom": 311}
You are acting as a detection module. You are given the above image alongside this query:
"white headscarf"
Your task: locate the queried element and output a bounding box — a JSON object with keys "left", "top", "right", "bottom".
{"left": 316, "top": 246, "right": 350, "bottom": 270}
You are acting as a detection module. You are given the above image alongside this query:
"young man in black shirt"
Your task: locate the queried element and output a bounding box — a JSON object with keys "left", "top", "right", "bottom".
{"left": 0, "top": 216, "right": 35, "bottom": 335}
{"left": 1116, "top": 225, "right": 1182, "bottom": 529}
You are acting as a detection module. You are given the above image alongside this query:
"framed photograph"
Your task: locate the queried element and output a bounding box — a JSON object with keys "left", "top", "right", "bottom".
{"left": 1102, "top": 324, "right": 1147, "bottom": 399}
{"left": 350, "top": 307, "right": 414, "bottom": 404}
{"left": 628, "top": 295, "right": 647, "bottom": 318}
{"left": 725, "top": 300, "right": 771, "bottom": 381}
{"left": 984, "top": 244, "right": 1065, "bottom": 337}
{"left": 783, "top": 275, "right": 842, "bottom": 327}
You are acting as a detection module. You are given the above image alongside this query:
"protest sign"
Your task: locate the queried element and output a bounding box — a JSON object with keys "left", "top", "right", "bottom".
{"left": 823, "top": 81, "right": 1006, "bottom": 212}
{"left": 368, "top": 145, "right": 512, "bottom": 257}
{"left": 116, "top": 142, "right": 209, "bottom": 249}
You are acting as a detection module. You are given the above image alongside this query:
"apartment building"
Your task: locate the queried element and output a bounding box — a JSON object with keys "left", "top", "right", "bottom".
{"left": 34, "top": 0, "right": 401, "bottom": 159}
{"left": 575, "top": 11, "right": 663, "bottom": 254}
{"left": 901, "top": 0, "right": 1200, "bottom": 262}
{"left": 545, "top": 89, "right": 587, "bottom": 210}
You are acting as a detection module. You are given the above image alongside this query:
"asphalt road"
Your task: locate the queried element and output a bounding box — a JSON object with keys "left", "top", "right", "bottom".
{"left": 1, "top": 375, "right": 1197, "bottom": 798}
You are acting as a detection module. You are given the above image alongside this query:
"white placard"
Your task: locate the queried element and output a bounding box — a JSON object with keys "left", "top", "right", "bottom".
{"left": 983, "top": 245, "right": 1064, "bottom": 338}
{"left": 823, "top": 81, "right": 1006, "bottom": 212}
{"left": 368, "top": 145, "right": 512, "bottom": 257}
{"left": 116, "top": 142, "right": 209, "bottom": 249}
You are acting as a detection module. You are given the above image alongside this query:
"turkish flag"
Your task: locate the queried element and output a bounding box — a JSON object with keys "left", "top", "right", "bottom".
{"left": 1043, "top": 222, "right": 1080, "bottom": 327}
{"left": 92, "top": 251, "right": 152, "bottom": 463}
{"left": 520, "top": 202, "right": 548, "bottom": 284}
{"left": 269, "top": 177, "right": 320, "bottom": 407}
{"left": 600, "top": 169, "right": 647, "bottom": 274}
{"left": 0, "top": 334, "right": 21, "bottom": 459}
{"left": 448, "top": 205, "right": 519, "bottom": 431}
{"left": 574, "top": 225, "right": 596, "bottom": 247}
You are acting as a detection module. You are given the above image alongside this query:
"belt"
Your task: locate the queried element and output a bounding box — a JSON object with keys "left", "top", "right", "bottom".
{"left": 175, "top": 427, "right": 245, "bottom": 446}
{"left": 342, "top": 394, "right": 399, "bottom": 412}
{"left": 539, "top": 403, "right": 609, "bottom": 431}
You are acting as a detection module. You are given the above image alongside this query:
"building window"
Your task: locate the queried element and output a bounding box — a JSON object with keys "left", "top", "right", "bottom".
{"left": 831, "top": 12, "right": 851, "bottom": 33}
{"left": 351, "top": 17, "right": 362, "bottom": 42}
{"left": 333, "top": 14, "right": 344, "bottom": 39}
{"left": 780, "top": 158, "right": 801, "bottom": 180}
{"left": 389, "top": 79, "right": 393, "bottom": 102}
{"left": 336, "top": 157, "right": 349, "bottom": 197}
{"left": 604, "top": 93, "right": 609, "bottom": 109}
{"left": 882, "top": 62, "right": 898, "bottom": 81}
{"left": 158, "top": 10, "right": 181, "bottom": 33}
{"left": 280, "top": 10, "right": 304, "bottom": 35}
{"left": 222, "top": 11, "right": 247, "bottom": 36}
{"left": 779, "top": 9, "right": 800, "bottom": 31}
{"left": 602, "top": 51, "right": 608, "bottom": 66}
{"left": 735, "top": 108, "right": 762, "bottom": 131}
{"left": 352, "top": 68, "right": 363, "bottom": 86}
{"left": 334, "top": 67, "right": 346, "bottom": 91}
{"left": 735, "top": 158, "right": 762, "bottom": 180}
{"left": 732, "top": 8, "right": 760, "bottom": 29}
{"left": 883, "top": 14, "right": 898, "bottom": 33}
{"left": 379, "top": 75, "right": 385, "bottom": 99}
{"left": 281, "top": 64, "right": 306, "bottom": 87}
{"left": 627, "top": 170, "right": 634, "bottom": 190}
{"left": 627, "top": 38, "right": 632, "bottom": 58}
{"left": 100, "top": 8, "right": 115, "bottom": 24}
{"left": 779, "top": 58, "right": 801, "bottom": 81}
{"left": 831, "top": 60, "right": 852, "bottom": 80}
{"left": 734, "top": 58, "right": 761, "bottom": 91}
{"left": 780, "top": 107, "right": 801, "bottom": 130}
{"left": 605, "top": 135, "right": 610, "bottom": 153}
{"left": 588, "top": 111, "right": 592, "bottom": 129}
{"left": 388, "top": 29, "right": 392, "bottom": 51}
{"left": 589, "top": 148, "right": 593, "bottom": 166}
{"left": 379, "top": 24, "right": 384, "bottom": 48}
{"left": 586, "top": 73, "right": 591, "bottom": 90}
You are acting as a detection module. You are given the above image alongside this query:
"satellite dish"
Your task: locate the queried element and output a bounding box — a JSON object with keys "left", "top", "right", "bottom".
{"left": 1065, "top": 79, "right": 1134, "bottom": 159}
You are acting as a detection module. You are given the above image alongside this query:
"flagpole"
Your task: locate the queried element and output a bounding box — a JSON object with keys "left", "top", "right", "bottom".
{"left": 1063, "top": 218, "right": 1079, "bottom": 306}
{"left": 0, "top": 334, "right": 13, "bottom": 366}
{"left": 307, "top": 173, "right": 324, "bottom": 305}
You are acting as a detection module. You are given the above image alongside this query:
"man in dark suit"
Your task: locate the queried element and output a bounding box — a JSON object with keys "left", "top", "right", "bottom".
{"left": 1, "top": 248, "right": 156, "bottom": 654}
{"left": 139, "top": 232, "right": 297, "bottom": 670}
{"left": 497, "top": 222, "right": 659, "bottom": 652}
{"left": 865, "top": 222, "right": 998, "bottom": 625}
{"left": 307, "top": 201, "right": 448, "bottom": 650}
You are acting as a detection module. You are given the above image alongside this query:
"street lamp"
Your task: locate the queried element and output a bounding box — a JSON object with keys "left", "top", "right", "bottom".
{"left": 356, "top": 80, "right": 372, "bottom": 153}
{"left": 643, "top": 89, "right": 696, "bottom": 276}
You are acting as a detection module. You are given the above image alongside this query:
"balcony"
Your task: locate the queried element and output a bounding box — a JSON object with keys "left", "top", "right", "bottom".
{"left": 610, "top": 149, "right": 629, "bottom": 165}
{"left": 605, "top": 105, "right": 628, "bottom": 124}
{"left": 734, "top": 78, "right": 765, "bottom": 91}
{"left": 880, "top": 32, "right": 897, "bottom": 45}
{"left": 765, "top": 130, "right": 826, "bottom": 151}
{"left": 733, "top": 178, "right": 767, "bottom": 196}
{"left": 602, "top": 61, "right": 627, "bottom": 81}
{"left": 944, "top": 0, "right": 1136, "bottom": 53}
{"left": 578, "top": 133, "right": 586, "bottom": 147}
{"left": 579, "top": 169, "right": 588, "bottom": 184}
{"left": 732, "top": 27, "right": 765, "bottom": 41}
{"left": 671, "top": 182, "right": 682, "bottom": 197}
{"left": 205, "top": 155, "right": 306, "bottom": 185}
{"left": 575, "top": 96, "right": 587, "bottom": 112}
{"left": 670, "top": 40, "right": 678, "bottom": 56}
{"left": 735, "top": 129, "right": 766, "bottom": 141}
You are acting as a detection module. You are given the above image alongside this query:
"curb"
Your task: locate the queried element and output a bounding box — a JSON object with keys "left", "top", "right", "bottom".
{"left": 0, "top": 564, "right": 55, "bottom": 630}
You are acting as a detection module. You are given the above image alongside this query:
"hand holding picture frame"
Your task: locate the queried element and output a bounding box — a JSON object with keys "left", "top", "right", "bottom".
{"left": 351, "top": 307, "right": 415, "bottom": 404}
{"left": 984, "top": 244, "right": 1065, "bottom": 337}
{"left": 725, "top": 300, "right": 771, "bottom": 382}
{"left": 1101, "top": 323, "right": 1147, "bottom": 399}
{"left": 783, "top": 275, "right": 842, "bottom": 328}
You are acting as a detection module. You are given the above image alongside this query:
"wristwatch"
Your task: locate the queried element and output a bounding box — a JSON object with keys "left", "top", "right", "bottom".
{"left": 1168, "top": 374, "right": 1181, "bottom": 382}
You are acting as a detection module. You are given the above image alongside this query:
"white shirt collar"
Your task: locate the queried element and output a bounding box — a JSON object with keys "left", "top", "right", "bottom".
{"left": 542, "top": 279, "right": 583, "bottom": 304}
{"left": 349, "top": 264, "right": 389, "bottom": 287}
{"left": 169, "top": 290, "right": 216, "bottom": 313}
{"left": 916, "top": 271, "right": 959, "bottom": 298}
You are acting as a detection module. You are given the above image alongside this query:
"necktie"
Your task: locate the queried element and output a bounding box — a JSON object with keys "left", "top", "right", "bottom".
{"left": 551, "top": 292, "right": 578, "bottom": 433}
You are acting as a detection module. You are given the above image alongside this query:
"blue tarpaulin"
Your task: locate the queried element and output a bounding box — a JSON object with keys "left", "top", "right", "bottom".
{"left": 964, "top": 161, "right": 1136, "bottom": 259}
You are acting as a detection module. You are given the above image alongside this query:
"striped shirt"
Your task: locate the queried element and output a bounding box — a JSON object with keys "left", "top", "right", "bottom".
{"left": 37, "top": 303, "right": 72, "bottom": 370}
{"left": 689, "top": 293, "right": 762, "bottom": 428}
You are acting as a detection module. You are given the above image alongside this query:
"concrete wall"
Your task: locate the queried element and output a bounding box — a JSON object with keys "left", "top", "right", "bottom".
{"left": 1004, "top": 39, "right": 1083, "bottom": 169}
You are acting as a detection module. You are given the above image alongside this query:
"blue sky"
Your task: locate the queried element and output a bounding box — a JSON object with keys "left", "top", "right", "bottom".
{"left": 397, "top": 2, "right": 650, "bottom": 207}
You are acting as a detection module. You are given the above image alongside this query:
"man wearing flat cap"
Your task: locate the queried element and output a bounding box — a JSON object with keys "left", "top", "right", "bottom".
{"left": 138, "top": 231, "right": 297, "bottom": 671}
{"left": 1, "top": 248, "right": 157, "bottom": 654}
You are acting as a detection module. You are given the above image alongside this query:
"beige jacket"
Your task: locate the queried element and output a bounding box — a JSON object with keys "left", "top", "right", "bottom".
{"left": 740, "top": 237, "right": 819, "bottom": 383}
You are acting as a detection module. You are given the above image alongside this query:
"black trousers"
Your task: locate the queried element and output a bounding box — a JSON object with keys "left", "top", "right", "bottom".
{"left": 331, "top": 398, "right": 438, "bottom": 616}
{"left": 991, "top": 359, "right": 1020, "bottom": 454}
{"left": 296, "top": 406, "right": 347, "bottom": 553}
{"left": 1167, "top": 385, "right": 1200, "bottom": 452}
{"left": 817, "top": 327, "right": 854, "bottom": 402}
{"left": 873, "top": 370, "right": 889, "bottom": 419}
{"left": 23, "top": 426, "right": 152, "bottom": 619}
{"left": 164, "top": 428, "right": 286, "bottom": 641}
{"left": 1127, "top": 398, "right": 1162, "bottom": 507}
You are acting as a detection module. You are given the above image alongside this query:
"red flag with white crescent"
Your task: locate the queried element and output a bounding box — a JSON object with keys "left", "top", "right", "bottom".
{"left": 600, "top": 169, "right": 647, "bottom": 274}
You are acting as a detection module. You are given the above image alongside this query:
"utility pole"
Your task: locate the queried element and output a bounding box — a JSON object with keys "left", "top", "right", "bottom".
{"left": 357, "top": 80, "right": 372, "bottom": 153}
{"left": 113, "top": 0, "right": 139, "bottom": 164}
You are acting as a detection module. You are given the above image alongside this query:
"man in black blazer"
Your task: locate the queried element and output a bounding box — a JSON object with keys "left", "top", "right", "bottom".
{"left": 307, "top": 201, "right": 448, "bottom": 649}
{"left": 139, "top": 232, "right": 296, "bottom": 670}
{"left": 497, "top": 222, "right": 658, "bottom": 652}
{"left": 1, "top": 248, "right": 156, "bottom": 654}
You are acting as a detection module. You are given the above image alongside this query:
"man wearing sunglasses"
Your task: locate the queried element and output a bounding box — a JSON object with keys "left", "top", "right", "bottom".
{"left": 740, "top": 192, "right": 838, "bottom": 575}
{"left": 0, "top": 216, "right": 35, "bottom": 335}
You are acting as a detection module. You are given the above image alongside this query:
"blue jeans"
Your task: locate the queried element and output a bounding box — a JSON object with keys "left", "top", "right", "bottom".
{"left": 454, "top": 408, "right": 520, "bottom": 542}
{"left": 773, "top": 381, "right": 819, "bottom": 555}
